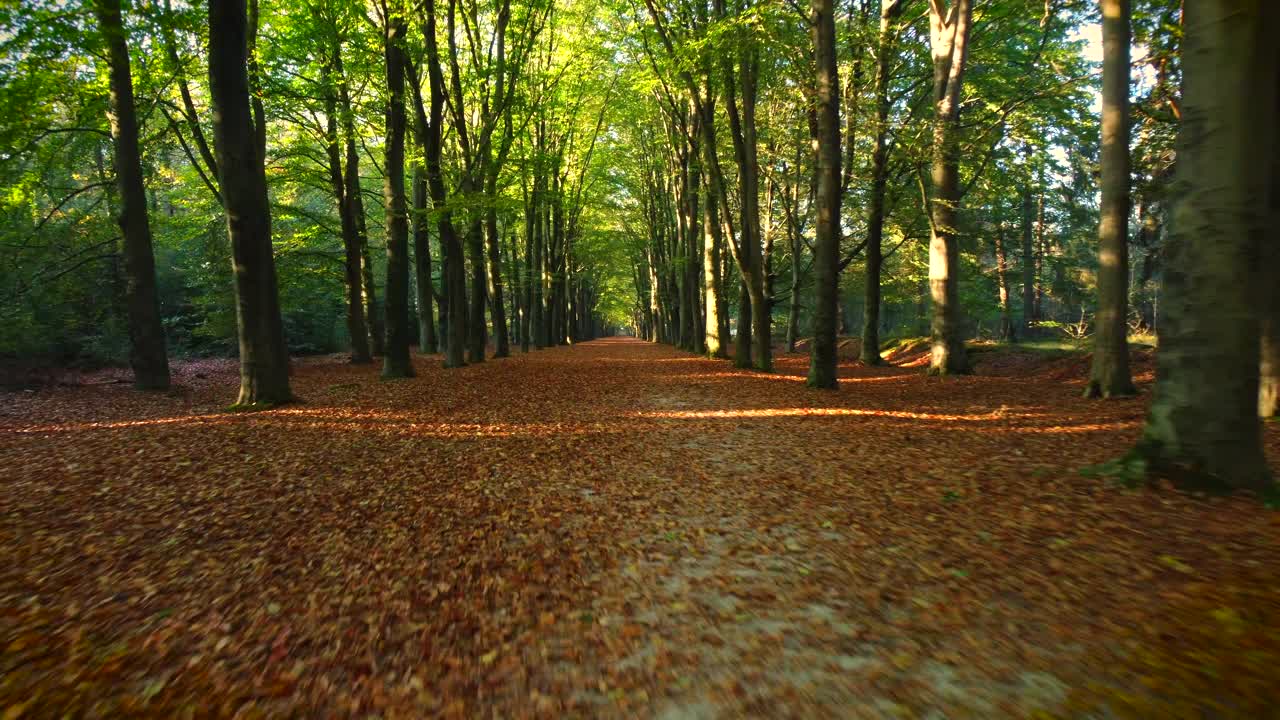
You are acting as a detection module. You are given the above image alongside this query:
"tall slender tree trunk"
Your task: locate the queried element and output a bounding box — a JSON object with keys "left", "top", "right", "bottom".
{"left": 1085, "top": 0, "right": 1135, "bottom": 398}
{"left": 1034, "top": 184, "right": 1046, "bottom": 320}
{"left": 465, "top": 219, "right": 487, "bottom": 362}
{"left": 406, "top": 66, "right": 438, "bottom": 356}
{"left": 1133, "top": 0, "right": 1276, "bottom": 492}
{"left": 703, "top": 163, "right": 727, "bottom": 358}
{"left": 422, "top": 0, "right": 466, "bottom": 368}
{"left": 807, "top": 0, "right": 841, "bottom": 388}
{"left": 926, "top": 0, "right": 972, "bottom": 376}
{"left": 861, "top": 0, "right": 902, "bottom": 366}
{"left": 413, "top": 159, "right": 438, "bottom": 354}
{"left": 1263, "top": 68, "right": 1280, "bottom": 419}
{"left": 336, "top": 54, "right": 384, "bottom": 357}
{"left": 95, "top": 0, "right": 170, "bottom": 390}
{"left": 381, "top": 9, "right": 413, "bottom": 378}
{"left": 486, "top": 176, "right": 510, "bottom": 357}
{"left": 994, "top": 221, "right": 1015, "bottom": 341}
{"left": 207, "top": 0, "right": 291, "bottom": 405}
{"left": 323, "top": 59, "right": 371, "bottom": 364}
{"left": 1020, "top": 148, "right": 1036, "bottom": 335}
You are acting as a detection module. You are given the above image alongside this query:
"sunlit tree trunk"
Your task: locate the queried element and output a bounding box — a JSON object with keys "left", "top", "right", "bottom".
{"left": 1034, "top": 182, "right": 1045, "bottom": 320}
{"left": 926, "top": 0, "right": 972, "bottom": 375}
{"left": 1085, "top": 0, "right": 1135, "bottom": 398}
{"left": 1134, "top": 0, "right": 1276, "bottom": 492}
{"left": 208, "top": 0, "right": 291, "bottom": 405}
{"left": 702, "top": 156, "right": 728, "bottom": 357}
{"left": 95, "top": 0, "right": 170, "bottom": 390}
{"left": 994, "top": 221, "right": 1015, "bottom": 341}
{"left": 1260, "top": 63, "right": 1279, "bottom": 419}
{"left": 807, "top": 0, "right": 841, "bottom": 388}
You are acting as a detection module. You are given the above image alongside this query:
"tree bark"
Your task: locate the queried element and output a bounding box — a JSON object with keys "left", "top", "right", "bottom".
{"left": 1085, "top": 0, "right": 1135, "bottom": 398}
{"left": 702, "top": 160, "right": 728, "bottom": 358}
{"left": 1263, "top": 63, "right": 1279, "bottom": 419}
{"left": 1134, "top": 0, "right": 1276, "bottom": 492}
{"left": 807, "top": 0, "right": 841, "bottom": 388}
{"left": 413, "top": 158, "right": 438, "bottom": 354}
{"left": 422, "top": 0, "right": 467, "bottom": 368}
{"left": 95, "top": 0, "right": 170, "bottom": 390}
{"left": 486, "top": 175, "right": 510, "bottom": 357}
{"left": 381, "top": 8, "right": 414, "bottom": 378}
{"left": 207, "top": 0, "right": 291, "bottom": 405}
{"left": 323, "top": 54, "right": 372, "bottom": 364}
{"left": 994, "top": 221, "right": 1015, "bottom": 341}
{"left": 926, "top": 0, "right": 972, "bottom": 375}
{"left": 336, "top": 52, "right": 384, "bottom": 356}
{"left": 861, "top": 0, "right": 903, "bottom": 366}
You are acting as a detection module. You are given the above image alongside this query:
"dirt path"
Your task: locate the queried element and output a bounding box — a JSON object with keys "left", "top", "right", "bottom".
{"left": 2, "top": 338, "right": 1278, "bottom": 718}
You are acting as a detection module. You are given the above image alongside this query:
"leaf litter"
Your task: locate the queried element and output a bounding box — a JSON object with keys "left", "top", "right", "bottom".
{"left": 2, "top": 338, "right": 1278, "bottom": 718}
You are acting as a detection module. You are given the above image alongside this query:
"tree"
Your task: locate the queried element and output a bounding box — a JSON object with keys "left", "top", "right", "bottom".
{"left": 320, "top": 26, "right": 372, "bottom": 363}
{"left": 859, "top": 0, "right": 903, "bottom": 366}
{"left": 1132, "top": 0, "right": 1277, "bottom": 492}
{"left": 1084, "top": 0, "right": 1135, "bottom": 398}
{"left": 925, "top": 0, "right": 973, "bottom": 375}
{"left": 94, "top": 0, "right": 170, "bottom": 390}
{"left": 806, "top": 0, "right": 840, "bottom": 389}
{"left": 207, "top": 0, "right": 292, "bottom": 405}
{"left": 380, "top": 1, "right": 414, "bottom": 378}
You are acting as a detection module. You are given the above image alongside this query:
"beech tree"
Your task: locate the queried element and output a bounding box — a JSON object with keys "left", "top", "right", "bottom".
{"left": 805, "top": 0, "right": 840, "bottom": 388}
{"left": 207, "top": 0, "right": 292, "bottom": 405}
{"left": 93, "top": 0, "right": 170, "bottom": 390}
{"left": 1084, "top": 0, "right": 1135, "bottom": 398}
{"left": 924, "top": 0, "right": 972, "bottom": 376}
{"left": 1133, "top": 0, "right": 1277, "bottom": 492}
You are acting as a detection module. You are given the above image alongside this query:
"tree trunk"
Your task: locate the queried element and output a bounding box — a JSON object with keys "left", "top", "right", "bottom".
{"left": 994, "top": 221, "right": 1015, "bottom": 341}
{"left": 381, "top": 10, "right": 414, "bottom": 378}
{"left": 1263, "top": 67, "right": 1280, "bottom": 419}
{"left": 861, "top": 0, "right": 903, "bottom": 366}
{"left": 1020, "top": 149, "right": 1036, "bottom": 334}
{"left": 926, "top": 0, "right": 972, "bottom": 375}
{"left": 95, "top": 0, "right": 170, "bottom": 390}
{"left": 413, "top": 159, "right": 438, "bottom": 354}
{"left": 323, "top": 57, "right": 372, "bottom": 364}
{"left": 1134, "top": 0, "right": 1276, "bottom": 492}
{"left": 422, "top": 0, "right": 467, "bottom": 368}
{"left": 807, "top": 0, "right": 841, "bottom": 388}
{"left": 337, "top": 56, "right": 384, "bottom": 357}
{"left": 486, "top": 176, "right": 510, "bottom": 357}
{"left": 703, "top": 163, "right": 728, "bottom": 358}
{"left": 208, "top": 0, "right": 291, "bottom": 405}
{"left": 1085, "top": 0, "right": 1135, "bottom": 398}
{"left": 466, "top": 219, "right": 487, "bottom": 362}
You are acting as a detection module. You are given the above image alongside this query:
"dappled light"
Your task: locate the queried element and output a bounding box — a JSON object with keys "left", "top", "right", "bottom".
{"left": 3, "top": 0, "right": 1278, "bottom": 715}
{"left": 4, "top": 339, "right": 1277, "bottom": 718}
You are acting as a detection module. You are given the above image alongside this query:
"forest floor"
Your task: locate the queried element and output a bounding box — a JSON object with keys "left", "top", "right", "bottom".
{"left": 3, "top": 337, "right": 1280, "bottom": 719}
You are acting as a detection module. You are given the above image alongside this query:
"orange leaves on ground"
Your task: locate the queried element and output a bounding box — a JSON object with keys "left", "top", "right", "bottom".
{"left": 0, "top": 339, "right": 1277, "bottom": 717}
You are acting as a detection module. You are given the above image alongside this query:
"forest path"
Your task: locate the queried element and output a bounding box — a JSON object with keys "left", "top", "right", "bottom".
{"left": 2, "top": 337, "right": 1279, "bottom": 718}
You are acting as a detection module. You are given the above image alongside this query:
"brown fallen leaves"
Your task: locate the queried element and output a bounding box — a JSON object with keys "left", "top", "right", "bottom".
{"left": 1, "top": 338, "right": 1277, "bottom": 718}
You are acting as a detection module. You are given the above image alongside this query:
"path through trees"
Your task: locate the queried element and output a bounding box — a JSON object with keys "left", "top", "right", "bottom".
{"left": 3, "top": 339, "right": 1278, "bottom": 716}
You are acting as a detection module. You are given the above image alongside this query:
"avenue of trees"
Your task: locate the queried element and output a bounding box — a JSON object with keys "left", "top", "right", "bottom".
{"left": 0, "top": 0, "right": 1276, "bottom": 490}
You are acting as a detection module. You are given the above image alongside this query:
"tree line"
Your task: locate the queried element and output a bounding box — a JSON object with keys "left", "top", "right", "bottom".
{"left": 1, "top": 0, "right": 1276, "bottom": 490}
{"left": 622, "top": 0, "right": 1277, "bottom": 491}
